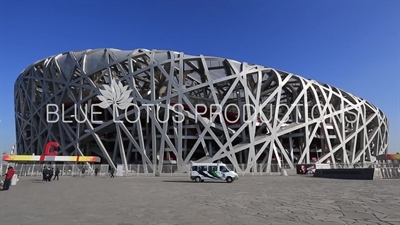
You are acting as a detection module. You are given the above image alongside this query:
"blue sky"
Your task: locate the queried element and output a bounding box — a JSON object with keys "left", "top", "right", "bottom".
{"left": 0, "top": 0, "right": 398, "bottom": 155}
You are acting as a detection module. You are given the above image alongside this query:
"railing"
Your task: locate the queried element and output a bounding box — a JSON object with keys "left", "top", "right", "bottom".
{"left": 379, "top": 166, "right": 400, "bottom": 179}
{"left": 0, "top": 162, "right": 398, "bottom": 178}
{"left": 0, "top": 163, "right": 294, "bottom": 177}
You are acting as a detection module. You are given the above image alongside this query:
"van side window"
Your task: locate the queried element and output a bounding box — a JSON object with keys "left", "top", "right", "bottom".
{"left": 208, "top": 166, "right": 217, "bottom": 171}
{"left": 219, "top": 166, "right": 229, "bottom": 172}
{"left": 198, "top": 166, "right": 207, "bottom": 171}
{"left": 191, "top": 166, "right": 198, "bottom": 171}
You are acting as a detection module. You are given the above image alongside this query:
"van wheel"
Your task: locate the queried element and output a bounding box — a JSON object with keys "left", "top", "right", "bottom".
{"left": 195, "top": 177, "right": 201, "bottom": 182}
{"left": 226, "top": 177, "right": 233, "bottom": 183}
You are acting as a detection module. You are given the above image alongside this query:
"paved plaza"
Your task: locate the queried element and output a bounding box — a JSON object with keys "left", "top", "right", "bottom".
{"left": 0, "top": 175, "right": 399, "bottom": 225}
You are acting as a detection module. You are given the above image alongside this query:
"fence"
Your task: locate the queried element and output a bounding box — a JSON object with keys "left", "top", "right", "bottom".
{"left": 0, "top": 162, "right": 398, "bottom": 178}
{"left": 0, "top": 163, "right": 292, "bottom": 177}
{"left": 379, "top": 166, "right": 400, "bottom": 179}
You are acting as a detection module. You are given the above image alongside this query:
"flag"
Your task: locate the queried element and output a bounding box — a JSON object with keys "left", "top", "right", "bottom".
{"left": 10, "top": 145, "right": 15, "bottom": 155}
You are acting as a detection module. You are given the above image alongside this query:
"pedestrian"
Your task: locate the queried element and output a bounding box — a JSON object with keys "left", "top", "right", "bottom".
{"left": 45, "top": 167, "right": 51, "bottom": 182}
{"left": 42, "top": 166, "right": 46, "bottom": 181}
{"left": 50, "top": 167, "right": 54, "bottom": 181}
{"left": 43, "top": 168, "right": 48, "bottom": 182}
{"left": 109, "top": 168, "right": 114, "bottom": 178}
{"left": 53, "top": 168, "right": 60, "bottom": 180}
{"left": 2, "top": 166, "right": 15, "bottom": 191}
{"left": 81, "top": 167, "right": 86, "bottom": 177}
{"left": 94, "top": 168, "right": 99, "bottom": 177}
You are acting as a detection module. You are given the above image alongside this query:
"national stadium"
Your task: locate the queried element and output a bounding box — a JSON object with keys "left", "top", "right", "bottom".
{"left": 14, "top": 48, "right": 389, "bottom": 173}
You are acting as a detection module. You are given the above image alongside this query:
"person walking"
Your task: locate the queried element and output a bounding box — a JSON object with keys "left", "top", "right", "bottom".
{"left": 42, "top": 166, "right": 46, "bottom": 181}
{"left": 50, "top": 167, "right": 54, "bottom": 181}
{"left": 43, "top": 167, "right": 49, "bottom": 182}
{"left": 45, "top": 167, "right": 52, "bottom": 182}
{"left": 109, "top": 168, "right": 115, "bottom": 178}
{"left": 2, "top": 166, "right": 15, "bottom": 191}
{"left": 81, "top": 167, "right": 86, "bottom": 177}
{"left": 94, "top": 168, "right": 99, "bottom": 177}
{"left": 53, "top": 168, "right": 60, "bottom": 180}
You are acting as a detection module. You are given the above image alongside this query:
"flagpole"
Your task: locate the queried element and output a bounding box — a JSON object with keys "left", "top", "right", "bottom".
{"left": 8, "top": 144, "right": 16, "bottom": 168}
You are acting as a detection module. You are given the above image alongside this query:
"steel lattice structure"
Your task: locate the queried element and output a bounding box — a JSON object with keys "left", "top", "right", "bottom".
{"left": 15, "top": 48, "right": 389, "bottom": 173}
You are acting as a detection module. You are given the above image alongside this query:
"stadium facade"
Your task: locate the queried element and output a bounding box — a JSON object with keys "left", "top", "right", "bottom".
{"left": 14, "top": 48, "right": 389, "bottom": 173}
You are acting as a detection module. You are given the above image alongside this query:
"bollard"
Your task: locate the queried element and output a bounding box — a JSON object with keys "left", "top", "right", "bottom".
{"left": 11, "top": 174, "right": 19, "bottom": 186}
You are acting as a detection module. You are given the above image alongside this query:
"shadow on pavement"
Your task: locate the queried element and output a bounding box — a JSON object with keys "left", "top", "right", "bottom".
{"left": 297, "top": 175, "right": 316, "bottom": 179}
{"left": 162, "top": 180, "right": 195, "bottom": 183}
{"left": 162, "top": 180, "right": 228, "bottom": 184}
{"left": 28, "top": 179, "right": 47, "bottom": 183}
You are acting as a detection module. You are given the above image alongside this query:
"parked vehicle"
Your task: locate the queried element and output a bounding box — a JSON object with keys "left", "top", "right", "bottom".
{"left": 190, "top": 162, "right": 239, "bottom": 183}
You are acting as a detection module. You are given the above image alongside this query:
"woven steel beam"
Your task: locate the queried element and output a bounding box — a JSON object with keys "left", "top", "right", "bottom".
{"left": 14, "top": 48, "right": 389, "bottom": 173}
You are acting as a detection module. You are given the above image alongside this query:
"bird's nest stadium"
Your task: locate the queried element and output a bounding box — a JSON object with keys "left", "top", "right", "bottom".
{"left": 14, "top": 48, "right": 389, "bottom": 173}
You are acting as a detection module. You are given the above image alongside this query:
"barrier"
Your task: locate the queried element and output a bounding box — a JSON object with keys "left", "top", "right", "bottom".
{"left": 374, "top": 168, "right": 383, "bottom": 179}
{"left": 313, "top": 168, "right": 376, "bottom": 180}
{"left": 11, "top": 174, "right": 19, "bottom": 185}
{"left": 0, "top": 163, "right": 297, "bottom": 177}
{"left": 1, "top": 162, "right": 398, "bottom": 178}
{"left": 296, "top": 163, "right": 331, "bottom": 175}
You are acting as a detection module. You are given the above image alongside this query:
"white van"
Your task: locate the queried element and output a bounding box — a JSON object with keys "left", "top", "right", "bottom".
{"left": 190, "top": 162, "right": 239, "bottom": 183}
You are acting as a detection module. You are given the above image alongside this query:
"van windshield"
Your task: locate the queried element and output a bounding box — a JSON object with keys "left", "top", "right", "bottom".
{"left": 219, "top": 166, "right": 230, "bottom": 172}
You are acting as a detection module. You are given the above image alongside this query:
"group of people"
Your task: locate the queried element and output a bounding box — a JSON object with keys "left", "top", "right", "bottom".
{"left": 2, "top": 166, "right": 15, "bottom": 191}
{"left": 42, "top": 167, "right": 60, "bottom": 182}
{"left": 2, "top": 166, "right": 115, "bottom": 190}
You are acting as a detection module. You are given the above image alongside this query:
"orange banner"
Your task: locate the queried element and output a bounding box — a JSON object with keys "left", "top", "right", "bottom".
{"left": 2, "top": 155, "right": 101, "bottom": 162}
{"left": 386, "top": 154, "right": 400, "bottom": 160}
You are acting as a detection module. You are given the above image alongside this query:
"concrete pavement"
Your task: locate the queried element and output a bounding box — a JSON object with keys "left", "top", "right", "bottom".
{"left": 0, "top": 175, "right": 399, "bottom": 225}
